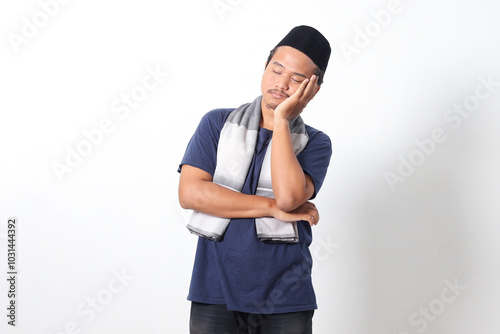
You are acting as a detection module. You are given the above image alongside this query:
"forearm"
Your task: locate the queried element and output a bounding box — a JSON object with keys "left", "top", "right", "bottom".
{"left": 178, "top": 165, "right": 319, "bottom": 225}
{"left": 179, "top": 172, "right": 276, "bottom": 219}
{"left": 271, "top": 116, "right": 314, "bottom": 211}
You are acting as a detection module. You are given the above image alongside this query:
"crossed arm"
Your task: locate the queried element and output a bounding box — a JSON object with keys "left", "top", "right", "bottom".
{"left": 178, "top": 165, "right": 318, "bottom": 224}
{"left": 178, "top": 75, "right": 321, "bottom": 225}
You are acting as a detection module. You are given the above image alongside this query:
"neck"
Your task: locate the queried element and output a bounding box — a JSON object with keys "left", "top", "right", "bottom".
{"left": 260, "top": 100, "right": 275, "bottom": 130}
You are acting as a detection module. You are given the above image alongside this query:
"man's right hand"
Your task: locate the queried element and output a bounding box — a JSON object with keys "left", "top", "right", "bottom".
{"left": 273, "top": 201, "right": 319, "bottom": 226}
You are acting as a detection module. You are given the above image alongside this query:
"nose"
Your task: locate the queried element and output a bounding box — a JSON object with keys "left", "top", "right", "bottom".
{"left": 276, "top": 76, "right": 289, "bottom": 91}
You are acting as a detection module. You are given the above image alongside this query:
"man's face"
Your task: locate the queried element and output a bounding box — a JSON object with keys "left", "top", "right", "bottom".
{"left": 261, "top": 45, "right": 319, "bottom": 111}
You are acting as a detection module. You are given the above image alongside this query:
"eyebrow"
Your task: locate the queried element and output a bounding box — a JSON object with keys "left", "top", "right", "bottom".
{"left": 272, "top": 61, "right": 307, "bottom": 78}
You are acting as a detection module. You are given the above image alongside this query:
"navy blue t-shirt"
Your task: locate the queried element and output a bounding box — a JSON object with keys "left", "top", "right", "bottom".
{"left": 178, "top": 106, "right": 332, "bottom": 314}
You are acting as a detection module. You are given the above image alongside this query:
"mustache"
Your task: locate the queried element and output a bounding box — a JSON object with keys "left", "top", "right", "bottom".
{"left": 268, "top": 89, "right": 290, "bottom": 98}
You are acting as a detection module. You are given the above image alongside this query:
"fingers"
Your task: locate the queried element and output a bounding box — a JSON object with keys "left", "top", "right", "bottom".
{"left": 293, "top": 75, "right": 318, "bottom": 112}
{"left": 301, "top": 201, "right": 319, "bottom": 226}
{"left": 306, "top": 213, "right": 319, "bottom": 226}
{"left": 290, "top": 77, "right": 310, "bottom": 100}
{"left": 297, "top": 75, "right": 317, "bottom": 97}
{"left": 309, "top": 209, "right": 320, "bottom": 226}
{"left": 303, "top": 75, "right": 318, "bottom": 100}
{"left": 275, "top": 203, "right": 320, "bottom": 226}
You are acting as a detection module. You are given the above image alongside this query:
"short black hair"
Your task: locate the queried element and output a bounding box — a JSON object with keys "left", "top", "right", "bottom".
{"left": 265, "top": 46, "right": 325, "bottom": 86}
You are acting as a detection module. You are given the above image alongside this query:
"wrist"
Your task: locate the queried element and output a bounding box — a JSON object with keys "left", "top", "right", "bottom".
{"left": 273, "top": 115, "right": 290, "bottom": 130}
{"left": 267, "top": 198, "right": 279, "bottom": 218}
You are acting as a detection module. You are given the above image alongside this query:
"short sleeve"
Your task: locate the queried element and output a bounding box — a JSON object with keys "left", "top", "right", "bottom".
{"left": 297, "top": 126, "right": 333, "bottom": 199}
{"left": 178, "top": 108, "right": 234, "bottom": 176}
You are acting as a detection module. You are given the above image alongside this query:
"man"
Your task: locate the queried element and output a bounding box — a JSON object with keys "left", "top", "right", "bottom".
{"left": 178, "top": 25, "right": 332, "bottom": 333}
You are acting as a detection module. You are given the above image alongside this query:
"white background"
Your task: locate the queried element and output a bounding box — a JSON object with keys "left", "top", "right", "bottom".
{"left": 1, "top": 0, "right": 500, "bottom": 333}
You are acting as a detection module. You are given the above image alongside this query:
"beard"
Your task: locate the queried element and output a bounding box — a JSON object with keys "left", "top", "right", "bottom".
{"left": 264, "top": 90, "right": 288, "bottom": 111}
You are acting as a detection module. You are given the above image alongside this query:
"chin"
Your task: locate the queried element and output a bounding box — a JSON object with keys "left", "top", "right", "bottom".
{"left": 269, "top": 96, "right": 284, "bottom": 109}
{"left": 261, "top": 96, "right": 276, "bottom": 110}
{"left": 267, "top": 101, "right": 279, "bottom": 111}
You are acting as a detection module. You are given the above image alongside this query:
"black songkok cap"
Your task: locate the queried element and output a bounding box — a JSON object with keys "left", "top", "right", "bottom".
{"left": 275, "top": 25, "right": 331, "bottom": 73}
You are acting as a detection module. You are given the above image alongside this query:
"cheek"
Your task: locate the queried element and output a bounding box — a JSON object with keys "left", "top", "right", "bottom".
{"left": 262, "top": 71, "right": 273, "bottom": 83}
{"left": 288, "top": 85, "right": 300, "bottom": 95}
{"left": 261, "top": 73, "right": 273, "bottom": 90}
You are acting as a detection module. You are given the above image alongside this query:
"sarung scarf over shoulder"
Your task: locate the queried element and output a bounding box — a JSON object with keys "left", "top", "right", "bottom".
{"left": 186, "top": 96, "right": 309, "bottom": 243}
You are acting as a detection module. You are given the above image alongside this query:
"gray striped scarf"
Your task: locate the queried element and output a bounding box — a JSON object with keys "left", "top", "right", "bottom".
{"left": 186, "top": 96, "right": 309, "bottom": 243}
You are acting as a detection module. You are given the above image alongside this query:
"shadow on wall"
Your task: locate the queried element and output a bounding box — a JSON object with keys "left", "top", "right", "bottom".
{"left": 358, "top": 128, "right": 474, "bottom": 333}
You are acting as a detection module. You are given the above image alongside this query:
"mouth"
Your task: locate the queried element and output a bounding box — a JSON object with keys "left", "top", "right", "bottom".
{"left": 268, "top": 90, "right": 289, "bottom": 100}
